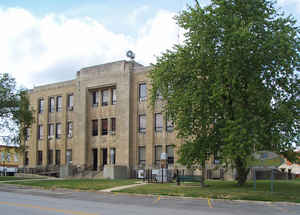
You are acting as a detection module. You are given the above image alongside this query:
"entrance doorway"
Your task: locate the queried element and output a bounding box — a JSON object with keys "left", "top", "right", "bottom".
{"left": 101, "top": 148, "right": 107, "bottom": 168}
{"left": 92, "top": 148, "right": 98, "bottom": 171}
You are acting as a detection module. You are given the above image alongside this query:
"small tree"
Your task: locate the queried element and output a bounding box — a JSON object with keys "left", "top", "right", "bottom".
{"left": 0, "top": 73, "right": 34, "bottom": 164}
{"left": 151, "top": 0, "right": 299, "bottom": 186}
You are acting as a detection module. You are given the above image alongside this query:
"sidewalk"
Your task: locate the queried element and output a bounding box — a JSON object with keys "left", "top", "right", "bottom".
{"left": 100, "top": 182, "right": 146, "bottom": 192}
{"left": 0, "top": 178, "right": 61, "bottom": 183}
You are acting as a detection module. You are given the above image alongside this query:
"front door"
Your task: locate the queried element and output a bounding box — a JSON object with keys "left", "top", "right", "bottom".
{"left": 92, "top": 149, "right": 98, "bottom": 171}
{"left": 101, "top": 148, "right": 107, "bottom": 168}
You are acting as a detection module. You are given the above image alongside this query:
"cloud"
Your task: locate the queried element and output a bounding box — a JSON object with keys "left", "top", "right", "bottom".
{"left": 0, "top": 7, "right": 179, "bottom": 88}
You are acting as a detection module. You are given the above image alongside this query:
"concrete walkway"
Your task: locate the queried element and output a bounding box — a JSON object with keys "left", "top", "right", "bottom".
{"left": 100, "top": 182, "right": 146, "bottom": 192}
{"left": 0, "top": 178, "right": 61, "bottom": 183}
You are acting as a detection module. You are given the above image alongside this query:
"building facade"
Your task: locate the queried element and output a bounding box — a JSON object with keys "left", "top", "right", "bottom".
{"left": 0, "top": 145, "right": 19, "bottom": 175}
{"left": 22, "top": 60, "right": 182, "bottom": 174}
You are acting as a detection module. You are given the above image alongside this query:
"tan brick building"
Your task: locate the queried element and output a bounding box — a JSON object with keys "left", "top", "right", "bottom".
{"left": 21, "top": 60, "right": 182, "bottom": 175}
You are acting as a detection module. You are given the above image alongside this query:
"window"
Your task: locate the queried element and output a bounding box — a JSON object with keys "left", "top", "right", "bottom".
{"left": 111, "top": 88, "right": 116, "bottom": 105}
{"left": 138, "top": 114, "right": 146, "bottom": 133}
{"left": 38, "top": 98, "right": 44, "bottom": 113}
{"left": 67, "top": 94, "right": 73, "bottom": 110}
{"left": 166, "top": 145, "right": 174, "bottom": 164}
{"left": 25, "top": 127, "right": 30, "bottom": 141}
{"left": 48, "top": 124, "right": 54, "bottom": 138}
{"left": 1, "top": 152, "right": 4, "bottom": 161}
{"left": 25, "top": 152, "right": 29, "bottom": 166}
{"left": 55, "top": 150, "right": 61, "bottom": 165}
{"left": 92, "top": 120, "right": 98, "bottom": 136}
{"left": 139, "top": 83, "right": 147, "bottom": 102}
{"left": 67, "top": 122, "right": 73, "bottom": 138}
{"left": 155, "top": 145, "right": 162, "bottom": 166}
{"left": 156, "top": 89, "right": 163, "bottom": 100}
{"left": 101, "top": 119, "right": 108, "bottom": 135}
{"left": 213, "top": 151, "right": 221, "bottom": 164}
{"left": 66, "top": 150, "right": 72, "bottom": 164}
{"left": 138, "top": 146, "right": 146, "bottom": 166}
{"left": 56, "top": 123, "right": 61, "bottom": 139}
{"left": 49, "top": 97, "right": 55, "bottom": 113}
{"left": 14, "top": 153, "right": 19, "bottom": 162}
{"left": 101, "top": 89, "right": 109, "bottom": 106}
{"left": 56, "top": 96, "right": 62, "bottom": 112}
{"left": 92, "top": 91, "right": 99, "bottom": 107}
{"left": 47, "top": 150, "right": 53, "bottom": 165}
{"left": 110, "top": 148, "right": 116, "bottom": 164}
{"left": 166, "top": 119, "right": 174, "bottom": 132}
{"left": 111, "top": 118, "right": 116, "bottom": 134}
{"left": 7, "top": 153, "right": 10, "bottom": 162}
{"left": 155, "top": 113, "right": 163, "bottom": 132}
{"left": 37, "top": 151, "right": 43, "bottom": 165}
{"left": 38, "top": 125, "right": 43, "bottom": 140}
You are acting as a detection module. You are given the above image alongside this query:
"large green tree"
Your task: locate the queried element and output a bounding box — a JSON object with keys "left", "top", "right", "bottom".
{"left": 150, "top": 0, "right": 299, "bottom": 186}
{"left": 0, "top": 73, "right": 34, "bottom": 146}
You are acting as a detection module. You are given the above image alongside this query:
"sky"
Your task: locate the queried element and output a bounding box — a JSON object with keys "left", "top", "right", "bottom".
{"left": 0, "top": 0, "right": 299, "bottom": 88}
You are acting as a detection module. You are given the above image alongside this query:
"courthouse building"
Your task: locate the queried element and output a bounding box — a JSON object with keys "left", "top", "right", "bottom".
{"left": 22, "top": 60, "right": 180, "bottom": 174}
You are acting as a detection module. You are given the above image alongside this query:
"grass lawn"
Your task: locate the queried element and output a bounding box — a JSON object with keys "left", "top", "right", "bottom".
{"left": 0, "top": 176, "right": 34, "bottom": 181}
{"left": 116, "top": 179, "right": 300, "bottom": 203}
{"left": 7, "top": 179, "right": 138, "bottom": 190}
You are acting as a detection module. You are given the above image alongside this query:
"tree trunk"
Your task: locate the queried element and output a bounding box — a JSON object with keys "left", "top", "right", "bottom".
{"left": 235, "top": 156, "right": 250, "bottom": 186}
{"left": 200, "top": 159, "right": 206, "bottom": 187}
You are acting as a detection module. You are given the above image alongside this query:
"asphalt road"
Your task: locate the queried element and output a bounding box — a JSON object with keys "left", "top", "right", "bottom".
{"left": 0, "top": 184, "right": 299, "bottom": 215}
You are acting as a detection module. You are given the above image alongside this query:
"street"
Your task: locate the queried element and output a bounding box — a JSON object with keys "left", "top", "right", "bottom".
{"left": 0, "top": 184, "right": 299, "bottom": 215}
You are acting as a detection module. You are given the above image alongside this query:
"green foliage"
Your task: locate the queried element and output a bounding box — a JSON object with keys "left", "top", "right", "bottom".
{"left": 0, "top": 73, "right": 34, "bottom": 146}
{"left": 150, "top": 0, "right": 299, "bottom": 186}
